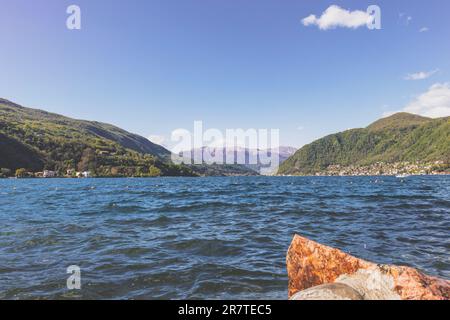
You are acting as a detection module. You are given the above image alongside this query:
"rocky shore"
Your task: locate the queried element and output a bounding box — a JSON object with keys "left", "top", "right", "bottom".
{"left": 287, "top": 234, "right": 450, "bottom": 300}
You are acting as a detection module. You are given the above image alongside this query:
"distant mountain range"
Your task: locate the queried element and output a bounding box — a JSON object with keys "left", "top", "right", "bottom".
{"left": 5, "top": 98, "right": 445, "bottom": 178}
{"left": 183, "top": 146, "right": 297, "bottom": 175}
{"left": 0, "top": 98, "right": 294, "bottom": 177}
{"left": 278, "top": 113, "right": 450, "bottom": 175}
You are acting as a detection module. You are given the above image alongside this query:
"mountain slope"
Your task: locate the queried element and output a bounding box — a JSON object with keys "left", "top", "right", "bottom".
{"left": 278, "top": 113, "right": 450, "bottom": 175}
{"left": 0, "top": 98, "right": 193, "bottom": 176}
{"left": 0, "top": 132, "right": 45, "bottom": 171}
{"left": 0, "top": 98, "right": 170, "bottom": 158}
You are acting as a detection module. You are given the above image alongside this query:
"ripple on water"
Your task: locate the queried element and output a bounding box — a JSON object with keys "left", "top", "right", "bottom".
{"left": 0, "top": 176, "right": 448, "bottom": 299}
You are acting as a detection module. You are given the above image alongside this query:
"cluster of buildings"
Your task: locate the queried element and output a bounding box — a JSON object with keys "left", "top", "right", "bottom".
{"left": 314, "top": 161, "right": 449, "bottom": 176}
{"left": 65, "top": 169, "right": 91, "bottom": 178}
{"left": 33, "top": 170, "right": 91, "bottom": 178}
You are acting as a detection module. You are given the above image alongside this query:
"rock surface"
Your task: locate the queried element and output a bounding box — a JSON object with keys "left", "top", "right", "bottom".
{"left": 287, "top": 234, "right": 450, "bottom": 300}
{"left": 290, "top": 282, "right": 364, "bottom": 300}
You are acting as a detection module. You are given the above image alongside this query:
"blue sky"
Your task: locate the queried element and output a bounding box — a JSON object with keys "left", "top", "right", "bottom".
{"left": 1, "top": 0, "right": 450, "bottom": 148}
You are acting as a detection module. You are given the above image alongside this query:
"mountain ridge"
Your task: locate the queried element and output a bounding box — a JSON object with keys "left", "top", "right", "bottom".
{"left": 0, "top": 98, "right": 272, "bottom": 177}
{"left": 0, "top": 98, "right": 171, "bottom": 159}
{"left": 0, "top": 98, "right": 193, "bottom": 177}
{"left": 278, "top": 113, "right": 450, "bottom": 176}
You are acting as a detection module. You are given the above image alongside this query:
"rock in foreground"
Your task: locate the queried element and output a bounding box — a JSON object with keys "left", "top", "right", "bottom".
{"left": 287, "top": 234, "right": 449, "bottom": 300}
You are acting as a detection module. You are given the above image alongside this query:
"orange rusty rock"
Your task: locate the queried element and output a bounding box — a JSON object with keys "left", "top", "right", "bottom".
{"left": 287, "top": 234, "right": 450, "bottom": 300}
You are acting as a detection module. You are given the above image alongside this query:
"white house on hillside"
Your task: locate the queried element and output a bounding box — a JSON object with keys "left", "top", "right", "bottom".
{"left": 43, "top": 170, "right": 56, "bottom": 178}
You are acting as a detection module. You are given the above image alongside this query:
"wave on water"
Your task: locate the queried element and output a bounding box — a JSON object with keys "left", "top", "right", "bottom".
{"left": 0, "top": 176, "right": 448, "bottom": 299}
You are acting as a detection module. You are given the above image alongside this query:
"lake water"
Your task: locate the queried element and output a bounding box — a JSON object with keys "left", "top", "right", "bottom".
{"left": 0, "top": 176, "right": 449, "bottom": 299}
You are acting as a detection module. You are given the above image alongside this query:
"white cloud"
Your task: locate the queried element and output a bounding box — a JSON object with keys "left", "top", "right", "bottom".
{"left": 147, "top": 134, "right": 166, "bottom": 146}
{"left": 404, "top": 69, "right": 439, "bottom": 81}
{"left": 419, "top": 27, "right": 429, "bottom": 32}
{"left": 403, "top": 83, "right": 450, "bottom": 118}
{"left": 301, "top": 5, "right": 373, "bottom": 30}
{"left": 383, "top": 83, "right": 450, "bottom": 118}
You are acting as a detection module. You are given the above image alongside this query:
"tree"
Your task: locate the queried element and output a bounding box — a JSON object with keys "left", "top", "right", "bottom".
{"left": 148, "top": 165, "right": 161, "bottom": 177}
{"left": 0, "top": 168, "right": 12, "bottom": 178}
{"left": 15, "top": 168, "right": 27, "bottom": 178}
{"left": 77, "top": 148, "right": 97, "bottom": 172}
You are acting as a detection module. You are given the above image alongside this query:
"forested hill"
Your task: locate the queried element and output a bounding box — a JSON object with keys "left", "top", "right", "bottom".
{"left": 0, "top": 98, "right": 170, "bottom": 157}
{"left": 278, "top": 113, "right": 450, "bottom": 176}
{"left": 0, "top": 98, "right": 193, "bottom": 177}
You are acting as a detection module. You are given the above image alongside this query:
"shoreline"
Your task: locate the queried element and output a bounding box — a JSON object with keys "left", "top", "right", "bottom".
{"left": 3, "top": 173, "right": 450, "bottom": 180}
{"left": 278, "top": 173, "right": 450, "bottom": 177}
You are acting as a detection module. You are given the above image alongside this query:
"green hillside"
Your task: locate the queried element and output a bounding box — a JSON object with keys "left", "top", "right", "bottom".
{"left": 278, "top": 113, "right": 450, "bottom": 175}
{"left": 0, "top": 98, "right": 194, "bottom": 177}
{"left": 0, "top": 132, "right": 45, "bottom": 171}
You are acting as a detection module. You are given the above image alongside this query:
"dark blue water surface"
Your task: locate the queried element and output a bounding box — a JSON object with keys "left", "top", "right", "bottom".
{"left": 0, "top": 176, "right": 449, "bottom": 299}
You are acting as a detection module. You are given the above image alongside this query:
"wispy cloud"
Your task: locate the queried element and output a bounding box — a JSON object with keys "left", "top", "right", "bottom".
{"left": 302, "top": 5, "right": 373, "bottom": 30}
{"left": 404, "top": 69, "right": 439, "bottom": 81}
{"left": 384, "top": 83, "right": 450, "bottom": 118}
{"left": 404, "top": 83, "right": 450, "bottom": 117}
{"left": 419, "top": 27, "right": 429, "bottom": 33}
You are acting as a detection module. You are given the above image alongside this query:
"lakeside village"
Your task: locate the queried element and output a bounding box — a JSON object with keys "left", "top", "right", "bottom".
{"left": 0, "top": 168, "right": 92, "bottom": 179}
{"left": 311, "top": 161, "right": 450, "bottom": 176}
{"left": 1, "top": 161, "right": 449, "bottom": 179}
